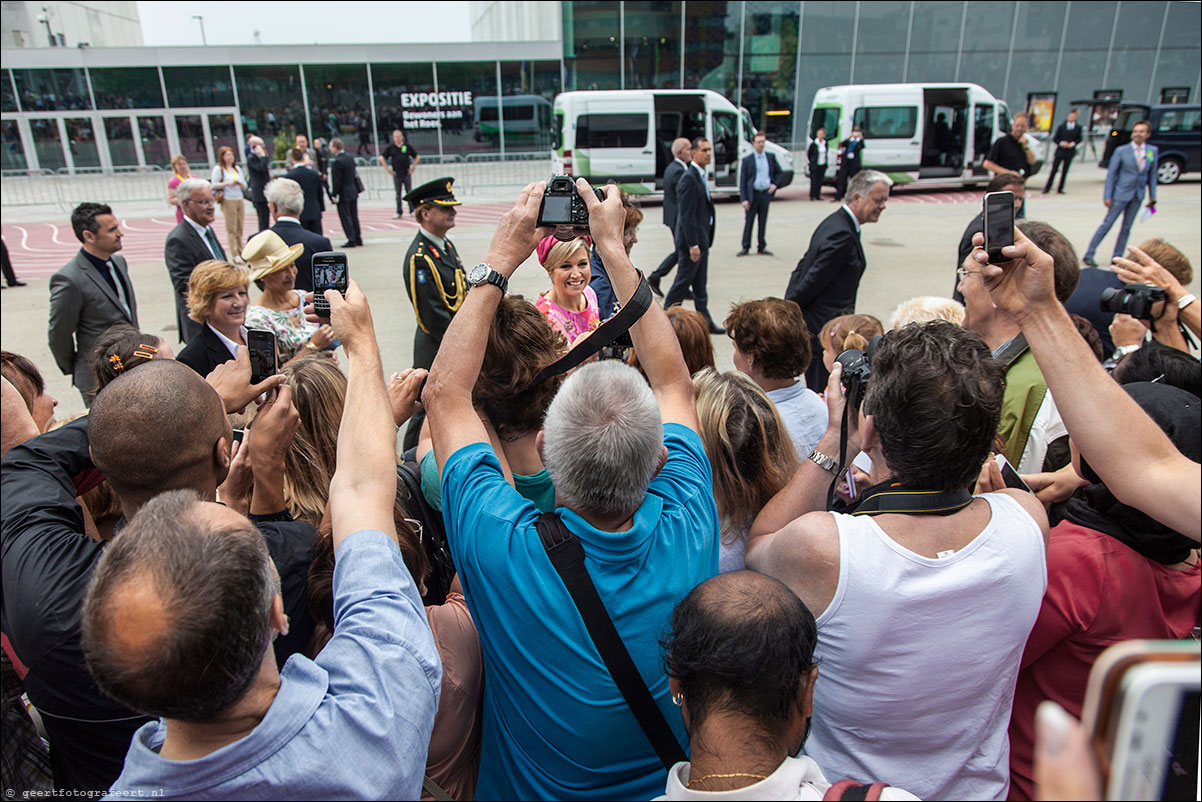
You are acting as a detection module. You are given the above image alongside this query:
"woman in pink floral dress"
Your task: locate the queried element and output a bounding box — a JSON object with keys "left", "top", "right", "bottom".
{"left": 534, "top": 235, "right": 601, "bottom": 345}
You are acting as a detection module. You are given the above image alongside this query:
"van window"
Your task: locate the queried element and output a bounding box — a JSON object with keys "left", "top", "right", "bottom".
{"left": 480, "top": 107, "right": 499, "bottom": 122}
{"left": 506, "top": 105, "right": 535, "bottom": 122}
{"left": 1157, "top": 109, "right": 1201, "bottom": 132}
{"left": 713, "top": 110, "right": 739, "bottom": 166}
{"left": 973, "top": 104, "right": 995, "bottom": 159}
{"left": 852, "top": 106, "right": 917, "bottom": 139}
{"left": 553, "top": 110, "right": 563, "bottom": 151}
{"left": 741, "top": 108, "right": 756, "bottom": 142}
{"left": 1114, "top": 108, "right": 1145, "bottom": 132}
{"left": 998, "top": 104, "right": 1012, "bottom": 135}
{"left": 577, "top": 113, "right": 649, "bottom": 148}
{"left": 811, "top": 106, "right": 839, "bottom": 139}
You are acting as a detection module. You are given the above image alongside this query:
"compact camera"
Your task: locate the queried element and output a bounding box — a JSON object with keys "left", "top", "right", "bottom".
{"left": 835, "top": 336, "right": 882, "bottom": 411}
{"left": 1100, "top": 283, "right": 1166, "bottom": 321}
{"left": 538, "top": 176, "right": 606, "bottom": 235}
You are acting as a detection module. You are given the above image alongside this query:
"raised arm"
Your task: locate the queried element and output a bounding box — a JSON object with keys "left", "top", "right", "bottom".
{"left": 324, "top": 280, "right": 398, "bottom": 549}
{"left": 577, "top": 178, "right": 699, "bottom": 431}
{"left": 424, "top": 182, "right": 549, "bottom": 473}
{"left": 975, "top": 229, "right": 1201, "bottom": 540}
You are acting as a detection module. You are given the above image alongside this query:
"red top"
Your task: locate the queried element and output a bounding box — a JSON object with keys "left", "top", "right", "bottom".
{"left": 1007, "top": 521, "right": 1201, "bottom": 801}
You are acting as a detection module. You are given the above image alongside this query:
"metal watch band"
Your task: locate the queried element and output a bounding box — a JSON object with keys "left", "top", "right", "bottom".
{"left": 808, "top": 449, "right": 840, "bottom": 475}
{"left": 1178, "top": 293, "right": 1197, "bottom": 310}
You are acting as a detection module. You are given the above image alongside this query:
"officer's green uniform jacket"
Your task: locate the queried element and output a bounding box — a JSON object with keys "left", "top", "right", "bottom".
{"left": 404, "top": 228, "right": 465, "bottom": 370}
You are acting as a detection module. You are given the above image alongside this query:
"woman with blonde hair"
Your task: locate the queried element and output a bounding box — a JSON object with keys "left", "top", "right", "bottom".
{"left": 693, "top": 368, "right": 799, "bottom": 572}
{"left": 176, "top": 260, "right": 252, "bottom": 378}
{"left": 211, "top": 146, "right": 248, "bottom": 262}
{"left": 166, "top": 154, "right": 192, "bottom": 224}
{"left": 280, "top": 354, "right": 346, "bottom": 527}
{"left": 534, "top": 234, "right": 601, "bottom": 344}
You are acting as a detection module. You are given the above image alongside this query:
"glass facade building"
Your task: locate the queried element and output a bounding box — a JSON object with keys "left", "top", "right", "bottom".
{"left": 1, "top": 1, "right": 1197, "bottom": 174}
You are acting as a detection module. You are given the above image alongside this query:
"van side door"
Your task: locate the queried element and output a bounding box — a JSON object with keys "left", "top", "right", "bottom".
{"left": 575, "top": 97, "right": 656, "bottom": 183}
{"left": 853, "top": 88, "right": 923, "bottom": 178}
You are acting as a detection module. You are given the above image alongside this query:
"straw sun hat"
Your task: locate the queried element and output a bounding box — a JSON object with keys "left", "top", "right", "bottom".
{"left": 242, "top": 230, "right": 305, "bottom": 282}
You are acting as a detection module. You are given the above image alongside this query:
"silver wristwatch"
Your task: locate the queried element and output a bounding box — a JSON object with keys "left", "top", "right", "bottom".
{"left": 467, "top": 262, "right": 508, "bottom": 296}
{"left": 807, "top": 449, "right": 840, "bottom": 475}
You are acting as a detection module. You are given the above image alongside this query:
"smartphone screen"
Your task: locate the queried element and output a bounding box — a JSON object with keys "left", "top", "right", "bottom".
{"left": 312, "top": 251, "right": 349, "bottom": 315}
{"left": 994, "top": 453, "right": 1031, "bottom": 492}
{"left": 984, "top": 191, "right": 1015, "bottom": 264}
{"left": 246, "top": 329, "right": 277, "bottom": 384}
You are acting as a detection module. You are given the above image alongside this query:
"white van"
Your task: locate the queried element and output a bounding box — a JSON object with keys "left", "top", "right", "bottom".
{"left": 806, "top": 83, "right": 1012, "bottom": 187}
{"left": 474, "top": 95, "right": 554, "bottom": 149}
{"left": 552, "top": 89, "right": 795, "bottom": 197}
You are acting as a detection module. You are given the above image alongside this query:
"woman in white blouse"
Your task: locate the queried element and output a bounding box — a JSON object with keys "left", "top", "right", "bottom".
{"left": 210, "top": 146, "right": 248, "bottom": 262}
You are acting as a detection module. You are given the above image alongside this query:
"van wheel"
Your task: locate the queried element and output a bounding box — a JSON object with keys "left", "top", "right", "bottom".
{"left": 1157, "top": 157, "right": 1182, "bottom": 185}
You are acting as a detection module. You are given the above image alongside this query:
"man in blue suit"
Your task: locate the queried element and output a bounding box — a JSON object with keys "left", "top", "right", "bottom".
{"left": 1083, "top": 120, "right": 1157, "bottom": 266}
{"left": 738, "top": 132, "right": 781, "bottom": 256}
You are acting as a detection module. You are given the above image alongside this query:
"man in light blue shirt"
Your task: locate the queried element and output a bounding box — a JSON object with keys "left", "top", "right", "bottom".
{"left": 90, "top": 281, "right": 441, "bottom": 801}
{"left": 738, "top": 132, "right": 782, "bottom": 256}
{"left": 425, "top": 179, "right": 719, "bottom": 800}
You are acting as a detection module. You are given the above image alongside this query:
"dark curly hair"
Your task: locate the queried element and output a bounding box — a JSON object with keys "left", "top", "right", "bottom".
{"left": 472, "top": 295, "right": 567, "bottom": 438}
{"left": 662, "top": 571, "right": 817, "bottom": 734}
{"left": 863, "top": 320, "right": 1004, "bottom": 491}
{"left": 724, "top": 298, "right": 811, "bottom": 380}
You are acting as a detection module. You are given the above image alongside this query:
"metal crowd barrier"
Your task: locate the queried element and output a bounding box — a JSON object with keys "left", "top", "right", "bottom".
{"left": 1, "top": 153, "right": 554, "bottom": 212}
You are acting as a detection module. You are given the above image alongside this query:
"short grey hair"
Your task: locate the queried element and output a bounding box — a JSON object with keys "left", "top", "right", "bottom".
{"left": 542, "top": 361, "right": 663, "bottom": 518}
{"left": 175, "top": 177, "right": 211, "bottom": 204}
{"left": 81, "top": 490, "right": 278, "bottom": 722}
{"left": 847, "top": 169, "right": 892, "bottom": 200}
{"left": 265, "top": 177, "right": 305, "bottom": 217}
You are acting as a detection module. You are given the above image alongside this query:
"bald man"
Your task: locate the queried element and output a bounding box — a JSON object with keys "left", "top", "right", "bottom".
{"left": 647, "top": 137, "right": 693, "bottom": 297}
{"left": 0, "top": 356, "right": 314, "bottom": 793}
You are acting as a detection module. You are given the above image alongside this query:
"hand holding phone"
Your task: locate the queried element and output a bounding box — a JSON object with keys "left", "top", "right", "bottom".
{"left": 984, "top": 190, "right": 1016, "bottom": 265}
{"left": 311, "top": 251, "right": 349, "bottom": 317}
{"left": 246, "top": 329, "right": 279, "bottom": 385}
{"left": 993, "top": 453, "right": 1032, "bottom": 493}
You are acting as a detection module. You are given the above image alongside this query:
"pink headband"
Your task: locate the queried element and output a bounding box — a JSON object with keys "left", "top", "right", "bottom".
{"left": 536, "top": 233, "right": 593, "bottom": 267}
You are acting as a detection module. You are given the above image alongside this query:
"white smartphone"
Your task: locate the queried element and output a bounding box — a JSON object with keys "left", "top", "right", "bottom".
{"left": 993, "top": 453, "right": 1031, "bottom": 492}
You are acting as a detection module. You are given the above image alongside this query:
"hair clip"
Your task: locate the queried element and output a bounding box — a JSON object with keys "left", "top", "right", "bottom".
{"left": 829, "top": 322, "right": 842, "bottom": 341}
{"left": 132, "top": 346, "right": 157, "bottom": 359}
{"left": 108, "top": 353, "right": 125, "bottom": 373}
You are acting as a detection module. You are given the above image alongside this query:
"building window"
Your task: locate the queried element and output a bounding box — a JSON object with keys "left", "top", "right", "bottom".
{"left": 1, "top": 120, "right": 27, "bottom": 170}
{"left": 623, "top": 1, "right": 682, "bottom": 90}
{"left": 563, "top": 0, "right": 622, "bottom": 90}
{"left": 372, "top": 62, "right": 439, "bottom": 159}
{"left": 12, "top": 69, "right": 91, "bottom": 111}
{"left": 89, "top": 67, "right": 165, "bottom": 110}
{"left": 436, "top": 61, "right": 500, "bottom": 157}
{"left": 2, "top": 70, "right": 17, "bottom": 113}
{"left": 163, "top": 66, "right": 236, "bottom": 108}
{"left": 303, "top": 64, "right": 372, "bottom": 154}
{"left": 233, "top": 65, "right": 305, "bottom": 160}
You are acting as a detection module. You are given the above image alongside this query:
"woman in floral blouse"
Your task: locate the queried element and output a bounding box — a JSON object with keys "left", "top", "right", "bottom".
{"left": 534, "top": 234, "right": 601, "bottom": 345}
{"left": 242, "top": 230, "right": 334, "bottom": 362}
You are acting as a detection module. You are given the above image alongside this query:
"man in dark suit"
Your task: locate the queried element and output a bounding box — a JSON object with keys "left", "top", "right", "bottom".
{"left": 265, "top": 176, "right": 332, "bottom": 292}
{"left": 165, "top": 178, "right": 225, "bottom": 344}
{"left": 664, "top": 137, "right": 723, "bottom": 334}
{"left": 833, "top": 126, "right": 865, "bottom": 202}
{"left": 738, "top": 131, "right": 782, "bottom": 256}
{"left": 246, "top": 135, "right": 272, "bottom": 232}
{"left": 808, "top": 127, "right": 830, "bottom": 200}
{"left": 284, "top": 148, "right": 325, "bottom": 235}
{"left": 647, "top": 137, "right": 691, "bottom": 297}
{"left": 786, "top": 169, "right": 892, "bottom": 390}
{"left": 329, "top": 138, "right": 362, "bottom": 248}
{"left": 48, "top": 203, "right": 139, "bottom": 404}
{"left": 1042, "top": 109, "right": 1084, "bottom": 194}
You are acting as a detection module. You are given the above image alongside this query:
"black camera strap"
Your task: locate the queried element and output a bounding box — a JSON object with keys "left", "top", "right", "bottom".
{"left": 535, "top": 511, "right": 687, "bottom": 771}
{"left": 524, "top": 274, "right": 654, "bottom": 389}
{"left": 849, "top": 479, "right": 974, "bottom": 516}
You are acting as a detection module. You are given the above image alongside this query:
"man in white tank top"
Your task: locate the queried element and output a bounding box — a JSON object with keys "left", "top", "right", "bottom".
{"left": 746, "top": 321, "right": 1049, "bottom": 801}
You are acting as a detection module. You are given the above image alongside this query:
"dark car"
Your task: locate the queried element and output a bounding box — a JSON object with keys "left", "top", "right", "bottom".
{"left": 1101, "top": 103, "right": 1201, "bottom": 184}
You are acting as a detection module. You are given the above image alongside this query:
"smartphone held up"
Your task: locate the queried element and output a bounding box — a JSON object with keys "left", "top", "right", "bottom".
{"left": 246, "top": 328, "right": 278, "bottom": 385}
{"left": 983, "top": 190, "right": 1015, "bottom": 265}
{"left": 312, "top": 251, "right": 349, "bottom": 316}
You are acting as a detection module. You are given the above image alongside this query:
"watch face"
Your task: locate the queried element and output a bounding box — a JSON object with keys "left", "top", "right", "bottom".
{"left": 468, "top": 265, "right": 489, "bottom": 284}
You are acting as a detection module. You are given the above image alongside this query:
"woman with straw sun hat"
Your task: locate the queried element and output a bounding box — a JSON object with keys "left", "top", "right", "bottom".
{"left": 243, "top": 230, "right": 335, "bottom": 362}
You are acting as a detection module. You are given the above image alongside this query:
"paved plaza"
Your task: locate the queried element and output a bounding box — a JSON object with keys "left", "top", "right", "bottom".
{"left": 3, "top": 166, "right": 1199, "bottom": 420}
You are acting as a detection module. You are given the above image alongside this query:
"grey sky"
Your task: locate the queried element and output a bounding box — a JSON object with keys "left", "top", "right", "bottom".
{"left": 136, "top": 1, "right": 473, "bottom": 46}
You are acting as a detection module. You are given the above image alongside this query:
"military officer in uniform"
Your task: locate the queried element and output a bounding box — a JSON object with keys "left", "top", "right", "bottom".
{"left": 401, "top": 176, "right": 466, "bottom": 449}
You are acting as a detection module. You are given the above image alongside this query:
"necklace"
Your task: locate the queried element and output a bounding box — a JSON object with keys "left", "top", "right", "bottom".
{"left": 686, "top": 771, "right": 769, "bottom": 788}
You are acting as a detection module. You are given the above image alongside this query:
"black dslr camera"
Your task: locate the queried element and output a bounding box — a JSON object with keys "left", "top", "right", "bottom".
{"left": 1100, "top": 283, "right": 1167, "bottom": 321}
{"left": 538, "top": 176, "right": 606, "bottom": 239}
{"left": 835, "top": 336, "right": 881, "bottom": 411}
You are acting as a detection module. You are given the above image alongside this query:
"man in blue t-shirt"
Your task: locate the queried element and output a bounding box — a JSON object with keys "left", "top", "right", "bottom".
{"left": 425, "top": 179, "right": 719, "bottom": 800}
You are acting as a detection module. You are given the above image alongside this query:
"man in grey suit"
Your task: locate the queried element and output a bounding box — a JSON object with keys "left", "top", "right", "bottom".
{"left": 1082, "top": 119, "right": 1157, "bottom": 266}
{"left": 48, "top": 203, "right": 139, "bottom": 405}
{"left": 165, "top": 178, "right": 226, "bottom": 344}
{"left": 647, "top": 137, "right": 692, "bottom": 298}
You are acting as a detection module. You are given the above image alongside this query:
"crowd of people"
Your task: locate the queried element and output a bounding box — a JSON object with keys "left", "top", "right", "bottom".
{"left": 2, "top": 107, "right": 1200, "bottom": 802}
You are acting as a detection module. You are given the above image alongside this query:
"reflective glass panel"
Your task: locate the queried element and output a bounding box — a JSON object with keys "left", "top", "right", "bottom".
{"left": 741, "top": 1, "right": 799, "bottom": 142}
{"left": 163, "top": 66, "right": 235, "bottom": 108}
{"left": 1, "top": 120, "right": 27, "bottom": 171}
{"left": 436, "top": 61, "right": 500, "bottom": 157}
{"left": 2, "top": 70, "right": 17, "bottom": 112}
{"left": 175, "top": 114, "right": 207, "bottom": 165}
{"left": 139, "top": 116, "right": 170, "bottom": 167}
{"left": 65, "top": 118, "right": 101, "bottom": 168}
{"left": 30, "top": 118, "right": 65, "bottom": 170}
{"left": 623, "top": 1, "right": 682, "bottom": 90}
{"left": 12, "top": 68, "right": 91, "bottom": 111}
{"left": 372, "top": 62, "right": 439, "bottom": 159}
{"left": 563, "top": 0, "right": 621, "bottom": 90}
{"left": 233, "top": 65, "right": 305, "bottom": 161}
{"left": 499, "top": 61, "right": 561, "bottom": 151}
{"left": 209, "top": 113, "right": 237, "bottom": 161}
{"left": 682, "top": 1, "right": 739, "bottom": 97}
{"left": 105, "top": 117, "right": 138, "bottom": 167}
{"left": 89, "top": 67, "right": 164, "bottom": 110}
{"left": 303, "top": 64, "right": 372, "bottom": 153}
